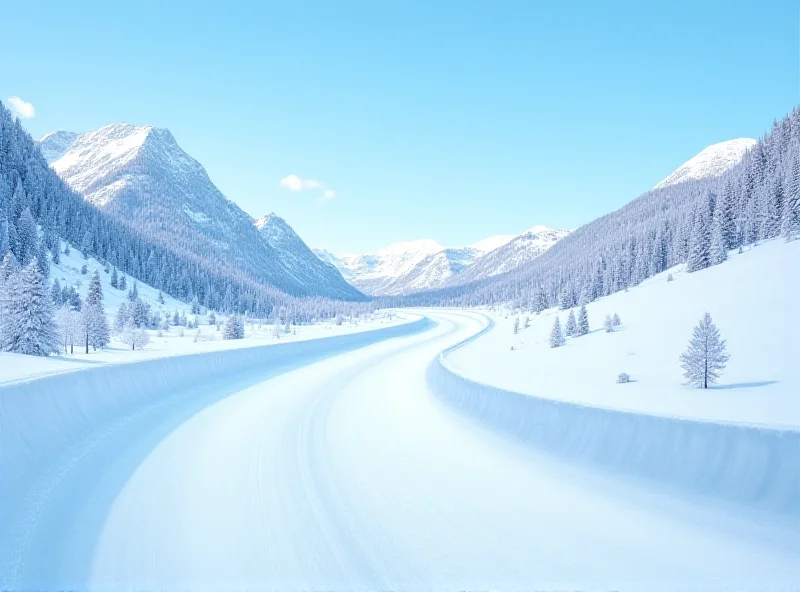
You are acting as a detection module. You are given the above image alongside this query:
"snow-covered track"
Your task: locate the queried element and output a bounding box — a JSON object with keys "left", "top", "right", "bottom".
{"left": 0, "top": 316, "right": 428, "bottom": 585}
{"left": 428, "top": 317, "right": 800, "bottom": 519}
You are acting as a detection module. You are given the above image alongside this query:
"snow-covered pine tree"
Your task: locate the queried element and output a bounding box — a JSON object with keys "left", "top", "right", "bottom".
{"left": 119, "top": 274, "right": 127, "bottom": 291}
{"left": 558, "top": 284, "right": 574, "bottom": 310}
{"left": 612, "top": 313, "right": 621, "bottom": 327}
{"left": 549, "top": 316, "right": 565, "bottom": 348}
{"left": 15, "top": 207, "right": 37, "bottom": 264}
{"left": 110, "top": 267, "right": 118, "bottom": 289}
{"left": 679, "top": 312, "right": 730, "bottom": 389}
{"left": 83, "top": 270, "right": 110, "bottom": 352}
{"left": 0, "top": 258, "right": 59, "bottom": 356}
{"left": 603, "top": 314, "right": 614, "bottom": 333}
{"left": 565, "top": 309, "right": 577, "bottom": 337}
{"left": 513, "top": 317, "right": 519, "bottom": 334}
{"left": 114, "top": 302, "right": 130, "bottom": 334}
{"left": 523, "top": 315, "right": 530, "bottom": 329}
{"left": 686, "top": 204, "right": 711, "bottom": 273}
{"left": 127, "top": 281, "right": 139, "bottom": 302}
{"left": 223, "top": 314, "right": 242, "bottom": 340}
{"left": 158, "top": 291, "right": 165, "bottom": 304}
{"left": 51, "top": 278, "right": 62, "bottom": 305}
{"left": 81, "top": 230, "right": 92, "bottom": 260}
{"left": 709, "top": 204, "right": 727, "bottom": 266}
{"left": 576, "top": 304, "right": 589, "bottom": 336}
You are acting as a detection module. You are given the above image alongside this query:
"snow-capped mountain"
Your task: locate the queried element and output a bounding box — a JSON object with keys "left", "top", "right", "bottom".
{"left": 317, "top": 227, "right": 567, "bottom": 296}
{"left": 654, "top": 138, "right": 756, "bottom": 189}
{"left": 447, "top": 225, "right": 571, "bottom": 286}
{"left": 38, "top": 125, "right": 361, "bottom": 301}
{"left": 253, "top": 213, "right": 359, "bottom": 298}
{"left": 37, "top": 131, "right": 78, "bottom": 163}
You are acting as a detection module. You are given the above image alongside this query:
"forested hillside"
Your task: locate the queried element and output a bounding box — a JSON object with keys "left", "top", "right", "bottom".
{"left": 0, "top": 101, "right": 364, "bottom": 319}
{"left": 390, "top": 107, "right": 800, "bottom": 308}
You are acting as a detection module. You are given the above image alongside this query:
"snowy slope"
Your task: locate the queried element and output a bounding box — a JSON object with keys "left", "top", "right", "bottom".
{"left": 448, "top": 238, "right": 800, "bottom": 429}
{"left": 38, "top": 126, "right": 360, "bottom": 300}
{"left": 317, "top": 227, "right": 567, "bottom": 296}
{"left": 654, "top": 138, "right": 756, "bottom": 189}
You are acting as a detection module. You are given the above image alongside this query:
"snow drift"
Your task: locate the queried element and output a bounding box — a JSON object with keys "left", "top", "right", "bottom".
{"left": 0, "top": 317, "right": 428, "bottom": 555}
{"left": 427, "top": 317, "right": 799, "bottom": 519}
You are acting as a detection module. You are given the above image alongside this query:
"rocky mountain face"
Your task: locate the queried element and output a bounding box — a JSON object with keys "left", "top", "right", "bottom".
{"left": 39, "top": 125, "right": 362, "bottom": 300}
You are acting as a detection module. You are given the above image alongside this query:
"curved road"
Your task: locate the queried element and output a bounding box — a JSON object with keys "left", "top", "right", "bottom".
{"left": 10, "top": 311, "right": 800, "bottom": 590}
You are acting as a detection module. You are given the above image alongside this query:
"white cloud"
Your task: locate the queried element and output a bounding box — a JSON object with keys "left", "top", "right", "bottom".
{"left": 7, "top": 96, "right": 36, "bottom": 119}
{"left": 279, "top": 174, "right": 323, "bottom": 192}
{"left": 279, "top": 174, "right": 335, "bottom": 200}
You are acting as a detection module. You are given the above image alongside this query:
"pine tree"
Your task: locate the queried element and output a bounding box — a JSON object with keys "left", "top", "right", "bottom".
{"left": 513, "top": 317, "right": 520, "bottom": 334}
{"left": 686, "top": 205, "right": 711, "bottom": 272}
{"left": 559, "top": 284, "right": 574, "bottom": 310}
{"left": 565, "top": 309, "right": 577, "bottom": 337}
{"left": 83, "top": 270, "right": 110, "bottom": 352}
{"left": 549, "top": 316, "right": 565, "bottom": 348}
{"left": 709, "top": 204, "right": 727, "bottom": 266}
{"left": 224, "top": 314, "right": 243, "bottom": 340}
{"left": 679, "top": 312, "right": 730, "bottom": 389}
{"left": 532, "top": 286, "right": 548, "bottom": 314}
{"left": 612, "top": 313, "right": 621, "bottom": 327}
{"left": 127, "top": 281, "right": 139, "bottom": 302}
{"left": 119, "top": 274, "right": 127, "bottom": 291}
{"left": 158, "top": 291, "right": 165, "bottom": 304}
{"left": 0, "top": 259, "right": 60, "bottom": 356}
{"left": 576, "top": 304, "right": 589, "bottom": 336}
{"left": 604, "top": 314, "right": 615, "bottom": 333}
{"left": 81, "top": 230, "right": 92, "bottom": 259}
{"left": 114, "top": 302, "right": 130, "bottom": 334}
{"left": 16, "top": 207, "right": 37, "bottom": 264}
{"left": 51, "top": 239, "right": 60, "bottom": 265}
{"left": 110, "top": 267, "right": 118, "bottom": 288}
{"left": 51, "top": 278, "right": 62, "bottom": 305}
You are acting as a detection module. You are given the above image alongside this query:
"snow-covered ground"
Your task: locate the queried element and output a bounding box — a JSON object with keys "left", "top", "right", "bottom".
{"left": 0, "top": 244, "right": 410, "bottom": 385}
{"left": 447, "top": 238, "right": 800, "bottom": 429}
{"left": 3, "top": 310, "right": 798, "bottom": 591}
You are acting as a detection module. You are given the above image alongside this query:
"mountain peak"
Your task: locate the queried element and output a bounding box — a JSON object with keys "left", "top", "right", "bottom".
{"left": 654, "top": 138, "right": 756, "bottom": 189}
{"left": 38, "top": 130, "right": 78, "bottom": 163}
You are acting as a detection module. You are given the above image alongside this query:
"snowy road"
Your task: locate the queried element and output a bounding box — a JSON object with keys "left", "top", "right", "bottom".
{"left": 6, "top": 311, "right": 800, "bottom": 590}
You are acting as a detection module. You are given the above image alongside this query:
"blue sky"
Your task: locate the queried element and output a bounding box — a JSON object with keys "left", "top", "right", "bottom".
{"left": 3, "top": 1, "right": 798, "bottom": 253}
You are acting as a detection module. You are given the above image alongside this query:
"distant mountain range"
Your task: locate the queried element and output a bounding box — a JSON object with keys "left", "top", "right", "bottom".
{"left": 38, "top": 125, "right": 362, "bottom": 301}
{"left": 38, "top": 125, "right": 757, "bottom": 302}
{"left": 314, "top": 226, "right": 570, "bottom": 296}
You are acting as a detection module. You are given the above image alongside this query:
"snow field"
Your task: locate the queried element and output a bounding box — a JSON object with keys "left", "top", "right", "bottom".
{"left": 448, "top": 238, "right": 800, "bottom": 429}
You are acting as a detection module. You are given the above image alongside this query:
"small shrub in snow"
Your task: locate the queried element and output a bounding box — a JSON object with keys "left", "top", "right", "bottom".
{"left": 616, "top": 373, "right": 631, "bottom": 384}
{"left": 612, "top": 313, "right": 621, "bottom": 327}
{"left": 523, "top": 315, "right": 530, "bottom": 329}
{"left": 604, "top": 315, "right": 615, "bottom": 332}
{"left": 80, "top": 264, "right": 88, "bottom": 275}
{"left": 667, "top": 273, "right": 673, "bottom": 282}
{"left": 513, "top": 317, "right": 520, "bottom": 334}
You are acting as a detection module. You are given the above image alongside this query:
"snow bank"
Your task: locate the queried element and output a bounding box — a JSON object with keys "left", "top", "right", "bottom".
{"left": 0, "top": 317, "right": 428, "bottom": 536}
{"left": 427, "top": 318, "right": 800, "bottom": 519}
